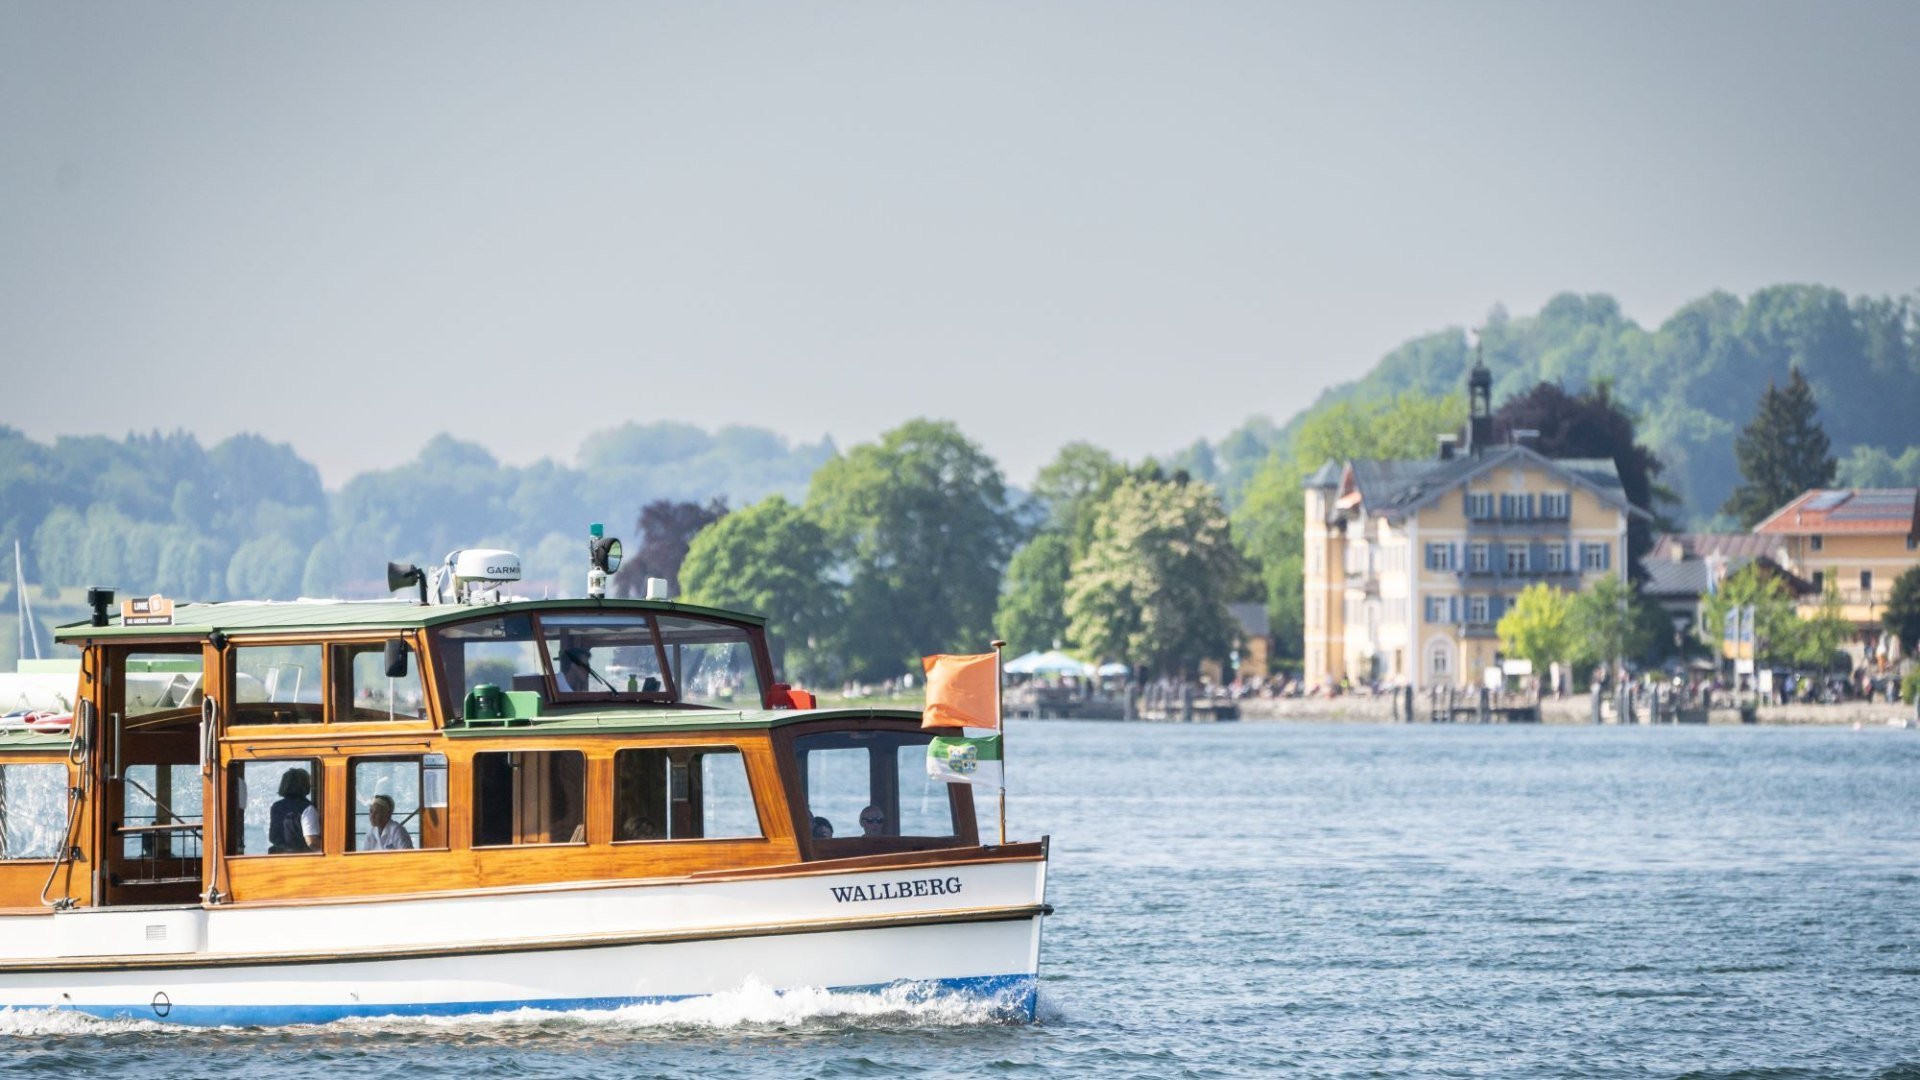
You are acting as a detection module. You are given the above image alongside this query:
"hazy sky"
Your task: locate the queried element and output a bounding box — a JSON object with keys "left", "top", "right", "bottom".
{"left": 5, "top": 1, "right": 1917, "bottom": 489}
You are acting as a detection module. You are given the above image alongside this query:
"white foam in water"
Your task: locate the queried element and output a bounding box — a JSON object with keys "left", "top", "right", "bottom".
{"left": 333, "top": 979, "right": 1026, "bottom": 1035}
{"left": 0, "top": 1006, "right": 173, "bottom": 1037}
{"left": 0, "top": 980, "right": 1031, "bottom": 1037}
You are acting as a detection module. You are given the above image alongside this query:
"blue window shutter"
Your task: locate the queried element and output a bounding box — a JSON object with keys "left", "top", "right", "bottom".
{"left": 1603, "top": 543, "right": 1612, "bottom": 570}
{"left": 1530, "top": 541, "right": 1546, "bottom": 571}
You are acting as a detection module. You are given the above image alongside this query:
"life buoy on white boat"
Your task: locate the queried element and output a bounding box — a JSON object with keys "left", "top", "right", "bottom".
{"left": 23, "top": 712, "right": 72, "bottom": 734}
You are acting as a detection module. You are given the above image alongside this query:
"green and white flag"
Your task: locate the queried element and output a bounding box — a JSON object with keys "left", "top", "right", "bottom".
{"left": 927, "top": 735, "right": 1003, "bottom": 789}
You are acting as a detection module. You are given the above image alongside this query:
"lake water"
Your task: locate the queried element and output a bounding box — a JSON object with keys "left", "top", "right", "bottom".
{"left": 4, "top": 721, "right": 1918, "bottom": 1079}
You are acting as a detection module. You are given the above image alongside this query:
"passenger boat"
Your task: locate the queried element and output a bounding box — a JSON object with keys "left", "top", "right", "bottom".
{"left": 0, "top": 542, "right": 1048, "bottom": 1025}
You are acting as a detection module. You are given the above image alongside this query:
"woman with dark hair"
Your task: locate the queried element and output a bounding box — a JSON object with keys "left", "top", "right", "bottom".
{"left": 269, "top": 767, "right": 321, "bottom": 853}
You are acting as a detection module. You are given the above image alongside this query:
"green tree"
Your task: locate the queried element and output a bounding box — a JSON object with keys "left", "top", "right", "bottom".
{"left": 1786, "top": 586, "right": 1854, "bottom": 670}
{"left": 1029, "top": 442, "right": 1127, "bottom": 550}
{"left": 1886, "top": 566, "right": 1920, "bottom": 658}
{"left": 1496, "top": 583, "right": 1577, "bottom": 669}
{"left": 225, "top": 536, "right": 304, "bottom": 599}
{"left": 995, "top": 533, "right": 1074, "bottom": 656}
{"left": 806, "top": 420, "right": 1016, "bottom": 679}
{"left": 1700, "top": 563, "right": 1804, "bottom": 666}
{"left": 1722, "top": 367, "right": 1836, "bottom": 527}
{"left": 1064, "top": 476, "right": 1244, "bottom": 676}
{"left": 1568, "top": 575, "right": 1653, "bottom": 670}
{"left": 679, "top": 496, "right": 842, "bottom": 682}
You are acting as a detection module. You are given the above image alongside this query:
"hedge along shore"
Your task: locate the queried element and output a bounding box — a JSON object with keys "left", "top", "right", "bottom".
{"left": 1235, "top": 695, "right": 1918, "bottom": 727}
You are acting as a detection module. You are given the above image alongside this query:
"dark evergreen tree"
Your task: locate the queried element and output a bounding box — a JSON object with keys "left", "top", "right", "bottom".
{"left": 1884, "top": 565, "right": 1920, "bottom": 658}
{"left": 1492, "top": 380, "right": 1667, "bottom": 577}
{"left": 1722, "top": 367, "right": 1836, "bottom": 527}
{"left": 611, "top": 498, "right": 729, "bottom": 598}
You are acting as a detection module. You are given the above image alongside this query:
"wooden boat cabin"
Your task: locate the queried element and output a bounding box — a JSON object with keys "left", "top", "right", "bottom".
{"left": 0, "top": 586, "right": 987, "bottom": 915}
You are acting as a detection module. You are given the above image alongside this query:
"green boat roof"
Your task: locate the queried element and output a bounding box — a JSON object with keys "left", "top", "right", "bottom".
{"left": 54, "top": 596, "right": 766, "bottom": 642}
{"left": 0, "top": 727, "right": 75, "bottom": 754}
{"left": 446, "top": 706, "right": 923, "bottom": 738}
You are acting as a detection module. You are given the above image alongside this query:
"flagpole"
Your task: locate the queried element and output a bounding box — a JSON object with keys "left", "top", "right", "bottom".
{"left": 991, "top": 639, "right": 1006, "bottom": 846}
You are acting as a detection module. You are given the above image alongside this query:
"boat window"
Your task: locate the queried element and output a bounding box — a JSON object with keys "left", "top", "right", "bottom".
{"left": 794, "top": 731, "right": 959, "bottom": 841}
{"left": 120, "top": 763, "right": 202, "bottom": 869}
{"left": 541, "top": 615, "right": 668, "bottom": 701}
{"left": 612, "top": 747, "right": 761, "bottom": 842}
{"left": 434, "top": 615, "right": 545, "bottom": 718}
{"left": 656, "top": 617, "right": 762, "bottom": 708}
{"left": 231, "top": 644, "right": 325, "bottom": 725}
{"left": 0, "top": 763, "right": 67, "bottom": 860}
{"left": 349, "top": 754, "right": 448, "bottom": 852}
{"left": 227, "top": 758, "right": 323, "bottom": 856}
{"left": 124, "top": 652, "right": 205, "bottom": 719}
{"left": 333, "top": 642, "right": 427, "bottom": 722}
{"left": 472, "top": 750, "right": 586, "bottom": 847}
{"left": 893, "top": 743, "right": 957, "bottom": 837}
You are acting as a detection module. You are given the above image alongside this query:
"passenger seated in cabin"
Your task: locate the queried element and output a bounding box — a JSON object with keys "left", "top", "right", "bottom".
{"left": 811, "top": 816, "right": 833, "bottom": 839}
{"left": 269, "top": 768, "right": 321, "bottom": 854}
{"left": 362, "top": 794, "right": 414, "bottom": 851}
{"left": 859, "top": 806, "right": 888, "bottom": 838}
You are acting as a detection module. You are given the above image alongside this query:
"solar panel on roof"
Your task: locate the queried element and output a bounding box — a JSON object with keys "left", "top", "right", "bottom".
{"left": 1804, "top": 491, "right": 1849, "bottom": 510}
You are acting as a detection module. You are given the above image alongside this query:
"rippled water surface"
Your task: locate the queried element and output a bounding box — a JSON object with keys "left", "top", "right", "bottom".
{"left": 6, "top": 721, "right": 1919, "bottom": 1079}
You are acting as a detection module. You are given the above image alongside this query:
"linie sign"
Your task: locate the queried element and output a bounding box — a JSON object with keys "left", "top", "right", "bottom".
{"left": 122, "top": 594, "right": 175, "bottom": 627}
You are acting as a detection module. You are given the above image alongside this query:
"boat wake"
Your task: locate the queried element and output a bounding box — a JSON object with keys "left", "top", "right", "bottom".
{"left": 0, "top": 979, "right": 1039, "bottom": 1038}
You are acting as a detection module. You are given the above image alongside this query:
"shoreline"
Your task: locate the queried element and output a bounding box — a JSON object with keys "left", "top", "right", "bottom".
{"left": 1235, "top": 694, "right": 1915, "bottom": 727}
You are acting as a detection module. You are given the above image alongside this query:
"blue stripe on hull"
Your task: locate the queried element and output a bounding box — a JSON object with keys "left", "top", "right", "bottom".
{"left": 65, "top": 973, "right": 1037, "bottom": 1027}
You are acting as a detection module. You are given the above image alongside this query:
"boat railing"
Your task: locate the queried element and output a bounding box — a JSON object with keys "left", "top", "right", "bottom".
{"left": 115, "top": 820, "right": 204, "bottom": 887}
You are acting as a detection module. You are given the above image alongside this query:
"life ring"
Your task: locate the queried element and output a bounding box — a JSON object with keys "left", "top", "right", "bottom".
{"left": 24, "top": 712, "right": 72, "bottom": 734}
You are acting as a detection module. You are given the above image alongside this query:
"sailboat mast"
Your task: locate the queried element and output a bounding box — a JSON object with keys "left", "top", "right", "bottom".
{"left": 13, "top": 540, "right": 40, "bottom": 661}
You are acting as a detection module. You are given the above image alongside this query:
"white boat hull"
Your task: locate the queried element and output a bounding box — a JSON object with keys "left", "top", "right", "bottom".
{"left": 0, "top": 856, "right": 1048, "bottom": 1026}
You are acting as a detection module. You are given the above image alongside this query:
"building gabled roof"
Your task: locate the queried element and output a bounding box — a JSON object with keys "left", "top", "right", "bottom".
{"left": 1303, "top": 460, "right": 1343, "bottom": 490}
{"left": 1752, "top": 488, "right": 1920, "bottom": 536}
{"left": 1649, "top": 533, "right": 1785, "bottom": 562}
{"left": 1325, "top": 444, "right": 1644, "bottom": 522}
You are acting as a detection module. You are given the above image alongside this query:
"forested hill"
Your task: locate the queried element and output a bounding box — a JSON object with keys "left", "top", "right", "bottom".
{"left": 1185, "top": 285, "right": 1920, "bottom": 525}
{"left": 0, "top": 422, "right": 834, "bottom": 606}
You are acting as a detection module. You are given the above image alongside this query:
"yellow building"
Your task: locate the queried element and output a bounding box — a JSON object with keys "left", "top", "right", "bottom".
{"left": 1302, "top": 363, "right": 1647, "bottom": 690}
{"left": 1752, "top": 488, "right": 1920, "bottom": 660}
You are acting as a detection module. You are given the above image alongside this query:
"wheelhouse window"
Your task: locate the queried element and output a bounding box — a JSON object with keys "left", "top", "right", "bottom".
{"left": 349, "top": 754, "right": 447, "bottom": 852}
{"left": 0, "top": 763, "right": 67, "bottom": 860}
{"left": 433, "top": 610, "right": 766, "bottom": 713}
{"left": 612, "top": 747, "right": 761, "bottom": 842}
{"left": 231, "top": 644, "right": 324, "bottom": 725}
{"left": 228, "top": 759, "right": 322, "bottom": 855}
{"left": 542, "top": 615, "right": 667, "bottom": 699}
{"left": 333, "top": 641, "right": 426, "bottom": 722}
{"left": 793, "top": 730, "right": 963, "bottom": 844}
{"left": 434, "top": 615, "right": 547, "bottom": 718}
{"left": 472, "top": 750, "right": 585, "bottom": 847}
{"left": 656, "top": 617, "right": 762, "bottom": 708}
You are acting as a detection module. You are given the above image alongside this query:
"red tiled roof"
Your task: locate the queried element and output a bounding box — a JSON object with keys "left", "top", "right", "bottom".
{"left": 1752, "top": 488, "right": 1919, "bottom": 535}
{"left": 1649, "top": 533, "right": 1785, "bottom": 561}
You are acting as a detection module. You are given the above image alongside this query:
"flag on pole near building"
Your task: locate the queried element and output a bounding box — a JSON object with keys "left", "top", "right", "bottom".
{"left": 921, "top": 653, "right": 1000, "bottom": 730}
{"left": 927, "top": 735, "right": 1003, "bottom": 789}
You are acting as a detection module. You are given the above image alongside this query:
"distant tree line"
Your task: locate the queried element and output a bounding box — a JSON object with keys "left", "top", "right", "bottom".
{"left": 5, "top": 282, "right": 1915, "bottom": 681}
{"left": 1184, "top": 284, "right": 1920, "bottom": 527}
{"left": 0, "top": 422, "right": 833, "bottom": 603}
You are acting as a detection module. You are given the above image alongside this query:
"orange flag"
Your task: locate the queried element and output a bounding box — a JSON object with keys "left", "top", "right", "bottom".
{"left": 922, "top": 653, "right": 999, "bottom": 730}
